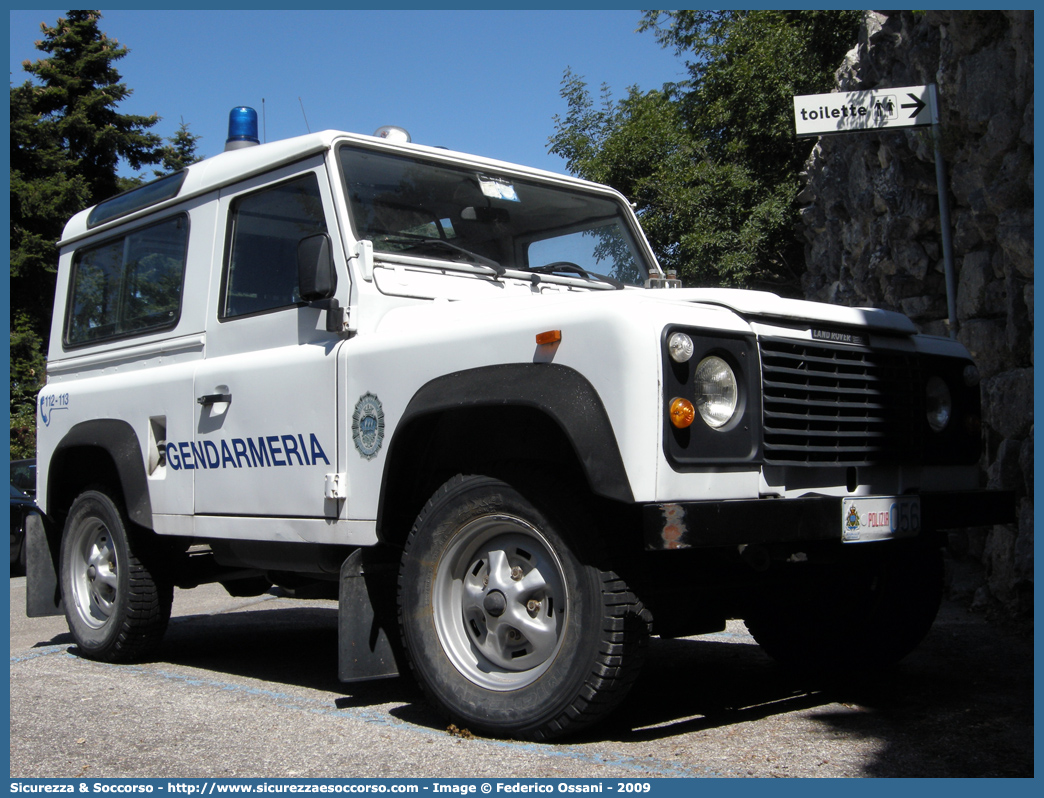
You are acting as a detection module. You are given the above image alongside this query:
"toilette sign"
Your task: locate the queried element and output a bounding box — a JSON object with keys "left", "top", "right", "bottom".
{"left": 793, "top": 84, "right": 938, "bottom": 137}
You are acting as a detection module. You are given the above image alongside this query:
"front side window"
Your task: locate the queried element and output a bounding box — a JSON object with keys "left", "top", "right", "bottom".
{"left": 65, "top": 215, "right": 188, "bottom": 347}
{"left": 222, "top": 173, "right": 328, "bottom": 318}
{"left": 338, "top": 145, "right": 650, "bottom": 286}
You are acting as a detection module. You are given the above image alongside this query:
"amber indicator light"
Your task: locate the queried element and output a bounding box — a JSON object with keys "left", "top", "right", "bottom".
{"left": 535, "top": 330, "right": 562, "bottom": 345}
{"left": 669, "top": 398, "right": 696, "bottom": 428}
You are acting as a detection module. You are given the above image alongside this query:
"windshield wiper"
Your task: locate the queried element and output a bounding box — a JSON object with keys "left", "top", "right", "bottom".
{"left": 411, "top": 239, "right": 505, "bottom": 277}
{"left": 526, "top": 261, "right": 625, "bottom": 290}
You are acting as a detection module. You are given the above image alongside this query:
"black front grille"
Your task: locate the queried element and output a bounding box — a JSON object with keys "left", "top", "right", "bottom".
{"left": 759, "top": 337, "right": 924, "bottom": 466}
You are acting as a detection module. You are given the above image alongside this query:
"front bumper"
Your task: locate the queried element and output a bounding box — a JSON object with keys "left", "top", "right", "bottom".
{"left": 644, "top": 490, "right": 1016, "bottom": 551}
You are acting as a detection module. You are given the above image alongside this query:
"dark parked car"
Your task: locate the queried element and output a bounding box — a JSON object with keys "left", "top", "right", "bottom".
{"left": 11, "top": 484, "right": 35, "bottom": 574}
{"left": 11, "top": 458, "right": 35, "bottom": 498}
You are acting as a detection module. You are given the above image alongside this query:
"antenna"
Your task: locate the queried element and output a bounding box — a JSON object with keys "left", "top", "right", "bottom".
{"left": 262, "top": 98, "right": 266, "bottom": 143}
{"left": 299, "top": 97, "right": 311, "bottom": 133}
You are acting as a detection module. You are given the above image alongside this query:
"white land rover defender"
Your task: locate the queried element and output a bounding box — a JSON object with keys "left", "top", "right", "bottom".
{"left": 28, "top": 108, "right": 1013, "bottom": 740}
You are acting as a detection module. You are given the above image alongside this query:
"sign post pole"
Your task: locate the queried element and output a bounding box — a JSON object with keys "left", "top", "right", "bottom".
{"left": 929, "top": 85, "right": 958, "bottom": 337}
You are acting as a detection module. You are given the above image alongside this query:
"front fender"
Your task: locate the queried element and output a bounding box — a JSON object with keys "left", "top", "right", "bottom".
{"left": 384, "top": 362, "right": 633, "bottom": 503}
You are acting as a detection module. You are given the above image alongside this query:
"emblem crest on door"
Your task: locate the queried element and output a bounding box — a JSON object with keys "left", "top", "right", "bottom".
{"left": 352, "top": 393, "right": 385, "bottom": 460}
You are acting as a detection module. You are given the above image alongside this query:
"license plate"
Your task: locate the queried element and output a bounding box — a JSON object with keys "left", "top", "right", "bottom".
{"left": 842, "top": 496, "right": 920, "bottom": 543}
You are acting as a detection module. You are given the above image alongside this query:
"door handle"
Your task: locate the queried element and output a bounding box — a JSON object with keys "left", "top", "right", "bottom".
{"left": 197, "top": 392, "right": 232, "bottom": 406}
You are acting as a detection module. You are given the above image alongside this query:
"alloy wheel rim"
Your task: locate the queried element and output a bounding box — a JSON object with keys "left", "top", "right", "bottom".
{"left": 68, "top": 519, "right": 118, "bottom": 630}
{"left": 432, "top": 514, "right": 568, "bottom": 691}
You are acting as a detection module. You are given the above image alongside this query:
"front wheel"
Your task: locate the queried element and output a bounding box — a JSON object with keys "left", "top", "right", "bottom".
{"left": 398, "top": 475, "right": 650, "bottom": 740}
{"left": 60, "top": 490, "right": 173, "bottom": 662}
{"left": 744, "top": 544, "right": 944, "bottom": 671}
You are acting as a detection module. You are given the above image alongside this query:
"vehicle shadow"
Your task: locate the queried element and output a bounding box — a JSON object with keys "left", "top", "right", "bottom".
{"left": 32, "top": 632, "right": 76, "bottom": 647}
{"left": 602, "top": 634, "right": 830, "bottom": 741}
{"left": 51, "top": 607, "right": 815, "bottom": 737}
{"left": 157, "top": 603, "right": 438, "bottom": 722}
{"left": 160, "top": 605, "right": 414, "bottom": 695}
{"left": 602, "top": 614, "right": 1033, "bottom": 777}
{"left": 49, "top": 600, "right": 1032, "bottom": 777}
{"left": 116, "top": 604, "right": 817, "bottom": 733}
{"left": 151, "top": 605, "right": 840, "bottom": 738}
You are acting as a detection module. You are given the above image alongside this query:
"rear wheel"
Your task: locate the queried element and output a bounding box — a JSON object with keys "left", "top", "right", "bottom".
{"left": 60, "top": 490, "right": 173, "bottom": 662}
{"left": 398, "top": 474, "right": 650, "bottom": 740}
{"left": 744, "top": 544, "right": 944, "bottom": 671}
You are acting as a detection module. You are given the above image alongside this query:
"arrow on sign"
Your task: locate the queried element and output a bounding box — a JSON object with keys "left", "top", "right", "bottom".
{"left": 901, "top": 93, "right": 926, "bottom": 118}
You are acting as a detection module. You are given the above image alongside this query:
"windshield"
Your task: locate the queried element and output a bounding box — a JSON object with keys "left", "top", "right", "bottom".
{"left": 338, "top": 145, "right": 651, "bottom": 286}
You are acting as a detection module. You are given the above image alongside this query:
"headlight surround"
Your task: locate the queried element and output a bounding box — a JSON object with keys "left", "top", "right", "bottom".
{"left": 661, "top": 326, "right": 759, "bottom": 467}
{"left": 926, "top": 375, "right": 952, "bottom": 432}
{"left": 694, "top": 355, "right": 739, "bottom": 429}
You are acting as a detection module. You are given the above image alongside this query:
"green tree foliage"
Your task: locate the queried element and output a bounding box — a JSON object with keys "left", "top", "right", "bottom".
{"left": 9, "top": 10, "right": 167, "bottom": 458}
{"left": 21, "top": 11, "right": 163, "bottom": 200}
{"left": 9, "top": 313, "right": 47, "bottom": 460}
{"left": 10, "top": 80, "right": 89, "bottom": 327}
{"left": 550, "top": 10, "right": 862, "bottom": 292}
{"left": 154, "top": 119, "right": 203, "bottom": 178}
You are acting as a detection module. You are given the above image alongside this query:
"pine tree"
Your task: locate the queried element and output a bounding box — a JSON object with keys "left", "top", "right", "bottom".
{"left": 154, "top": 119, "right": 203, "bottom": 177}
{"left": 10, "top": 80, "right": 89, "bottom": 324}
{"left": 22, "top": 10, "right": 163, "bottom": 201}
{"left": 10, "top": 10, "right": 165, "bottom": 458}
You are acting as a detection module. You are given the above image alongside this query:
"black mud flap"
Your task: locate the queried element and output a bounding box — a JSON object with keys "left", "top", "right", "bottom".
{"left": 337, "top": 548, "right": 402, "bottom": 682}
{"left": 26, "top": 512, "right": 64, "bottom": 618}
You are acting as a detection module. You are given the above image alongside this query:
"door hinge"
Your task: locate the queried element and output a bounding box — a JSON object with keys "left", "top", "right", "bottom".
{"left": 325, "top": 472, "right": 348, "bottom": 499}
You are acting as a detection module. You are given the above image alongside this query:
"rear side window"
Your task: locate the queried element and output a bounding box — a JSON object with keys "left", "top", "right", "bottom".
{"left": 65, "top": 215, "right": 188, "bottom": 347}
{"left": 222, "top": 173, "right": 328, "bottom": 318}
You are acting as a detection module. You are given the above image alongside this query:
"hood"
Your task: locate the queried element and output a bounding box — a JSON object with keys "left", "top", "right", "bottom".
{"left": 670, "top": 288, "right": 918, "bottom": 336}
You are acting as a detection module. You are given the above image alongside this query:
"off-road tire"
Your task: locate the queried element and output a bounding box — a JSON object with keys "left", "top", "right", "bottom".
{"left": 398, "top": 474, "right": 651, "bottom": 740}
{"left": 744, "top": 543, "right": 944, "bottom": 671}
{"left": 60, "top": 489, "right": 173, "bottom": 662}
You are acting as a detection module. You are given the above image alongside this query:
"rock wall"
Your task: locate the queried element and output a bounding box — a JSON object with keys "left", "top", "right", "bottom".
{"left": 798, "top": 11, "right": 1033, "bottom": 617}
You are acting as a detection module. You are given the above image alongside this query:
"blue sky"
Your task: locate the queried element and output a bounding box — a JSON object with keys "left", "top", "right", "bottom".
{"left": 9, "top": 8, "right": 688, "bottom": 178}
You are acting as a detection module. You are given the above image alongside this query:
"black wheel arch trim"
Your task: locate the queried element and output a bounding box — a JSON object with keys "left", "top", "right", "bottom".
{"left": 50, "top": 419, "right": 153, "bottom": 528}
{"left": 378, "top": 363, "right": 634, "bottom": 531}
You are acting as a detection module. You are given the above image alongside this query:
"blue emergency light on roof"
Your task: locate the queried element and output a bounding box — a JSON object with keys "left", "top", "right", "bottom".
{"left": 225, "top": 106, "right": 260, "bottom": 151}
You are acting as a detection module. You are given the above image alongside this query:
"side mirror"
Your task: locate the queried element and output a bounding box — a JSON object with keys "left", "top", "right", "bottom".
{"left": 297, "top": 233, "right": 336, "bottom": 300}
{"left": 297, "top": 234, "right": 346, "bottom": 332}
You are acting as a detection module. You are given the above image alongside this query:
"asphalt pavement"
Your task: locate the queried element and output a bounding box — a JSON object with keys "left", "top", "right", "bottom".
{"left": 9, "top": 575, "right": 1033, "bottom": 779}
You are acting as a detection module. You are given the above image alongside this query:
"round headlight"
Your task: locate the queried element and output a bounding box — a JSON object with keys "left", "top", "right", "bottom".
{"left": 694, "top": 356, "right": 739, "bottom": 429}
{"left": 668, "top": 332, "right": 694, "bottom": 363}
{"left": 926, "top": 376, "right": 952, "bottom": 432}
